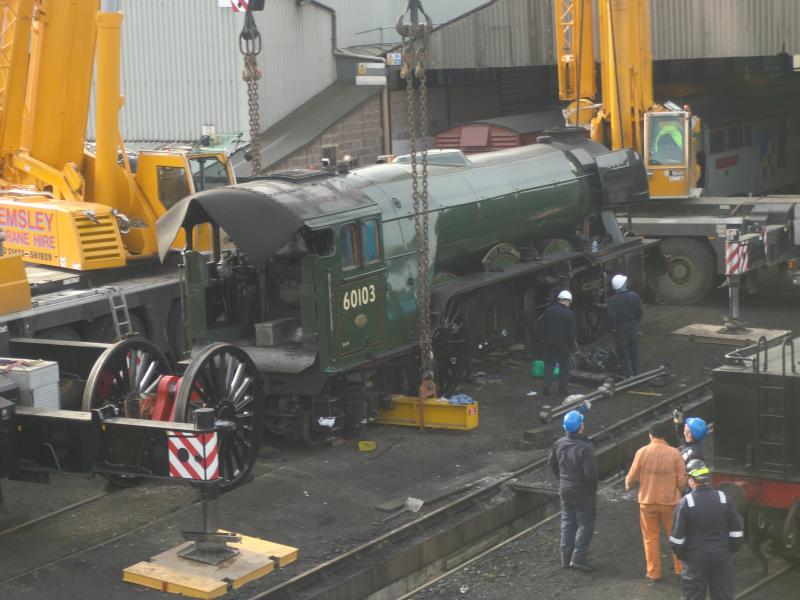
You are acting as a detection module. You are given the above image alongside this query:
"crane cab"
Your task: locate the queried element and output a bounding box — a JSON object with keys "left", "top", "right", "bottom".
{"left": 644, "top": 110, "right": 701, "bottom": 199}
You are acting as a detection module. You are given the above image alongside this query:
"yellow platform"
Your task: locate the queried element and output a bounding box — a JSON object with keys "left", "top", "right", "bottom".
{"left": 122, "top": 533, "right": 298, "bottom": 599}
{"left": 376, "top": 395, "right": 479, "bottom": 430}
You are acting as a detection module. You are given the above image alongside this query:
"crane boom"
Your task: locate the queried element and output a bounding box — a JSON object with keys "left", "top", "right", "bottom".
{"left": 553, "top": 0, "right": 699, "bottom": 199}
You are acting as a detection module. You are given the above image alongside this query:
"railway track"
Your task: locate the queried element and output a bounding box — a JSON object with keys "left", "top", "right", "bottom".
{"left": 0, "top": 380, "right": 712, "bottom": 597}
{"left": 0, "top": 491, "right": 108, "bottom": 538}
{"left": 735, "top": 564, "right": 797, "bottom": 599}
{"left": 243, "top": 379, "right": 713, "bottom": 600}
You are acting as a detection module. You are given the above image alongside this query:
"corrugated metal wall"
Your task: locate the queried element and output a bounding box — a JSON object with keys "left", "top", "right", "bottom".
{"left": 88, "top": 0, "right": 336, "bottom": 142}
{"left": 652, "top": 0, "right": 800, "bottom": 59}
{"left": 424, "top": 0, "right": 800, "bottom": 70}
{"left": 425, "top": 0, "right": 555, "bottom": 69}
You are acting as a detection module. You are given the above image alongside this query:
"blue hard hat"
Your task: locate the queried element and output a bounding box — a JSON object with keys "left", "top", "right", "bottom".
{"left": 563, "top": 410, "right": 584, "bottom": 433}
{"left": 685, "top": 417, "right": 708, "bottom": 441}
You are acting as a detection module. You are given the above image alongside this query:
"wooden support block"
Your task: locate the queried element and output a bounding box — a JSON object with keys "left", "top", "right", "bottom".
{"left": 123, "top": 533, "right": 298, "bottom": 597}
{"left": 671, "top": 324, "right": 790, "bottom": 346}
{"left": 221, "top": 531, "right": 299, "bottom": 568}
{"left": 123, "top": 562, "right": 228, "bottom": 599}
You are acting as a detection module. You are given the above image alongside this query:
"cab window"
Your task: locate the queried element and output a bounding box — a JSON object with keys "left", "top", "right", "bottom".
{"left": 648, "top": 115, "right": 685, "bottom": 165}
{"left": 157, "top": 166, "right": 191, "bottom": 209}
{"left": 339, "top": 224, "right": 359, "bottom": 270}
{"left": 361, "top": 219, "right": 381, "bottom": 264}
{"left": 189, "top": 156, "right": 231, "bottom": 192}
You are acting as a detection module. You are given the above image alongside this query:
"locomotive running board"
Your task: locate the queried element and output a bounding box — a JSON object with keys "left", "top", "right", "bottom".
{"left": 376, "top": 395, "right": 479, "bottom": 430}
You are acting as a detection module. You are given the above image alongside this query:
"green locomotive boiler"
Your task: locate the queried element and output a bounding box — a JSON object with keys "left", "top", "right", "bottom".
{"left": 158, "top": 130, "right": 660, "bottom": 441}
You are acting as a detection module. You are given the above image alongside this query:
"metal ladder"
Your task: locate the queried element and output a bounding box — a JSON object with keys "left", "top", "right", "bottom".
{"left": 107, "top": 287, "right": 133, "bottom": 340}
{"left": 753, "top": 336, "right": 796, "bottom": 476}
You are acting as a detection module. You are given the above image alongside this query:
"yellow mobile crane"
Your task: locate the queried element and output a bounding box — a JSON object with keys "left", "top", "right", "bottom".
{"left": 554, "top": 0, "right": 800, "bottom": 310}
{"left": 555, "top": 0, "right": 701, "bottom": 199}
{"left": 0, "top": 0, "right": 235, "bottom": 274}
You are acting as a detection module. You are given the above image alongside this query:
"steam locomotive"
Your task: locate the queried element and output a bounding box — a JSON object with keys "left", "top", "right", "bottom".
{"left": 713, "top": 335, "right": 800, "bottom": 564}
{"left": 157, "top": 130, "right": 662, "bottom": 441}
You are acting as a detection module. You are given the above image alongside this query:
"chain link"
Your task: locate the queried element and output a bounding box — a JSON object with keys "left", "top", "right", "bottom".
{"left": 398, "top": 2, "right": 434, "bottom": 383}
{"left": 243, "top": 55, "right": 261, "bottom": 176}
{"left": 240, "top": 10, "right": 262, "bottom": 177}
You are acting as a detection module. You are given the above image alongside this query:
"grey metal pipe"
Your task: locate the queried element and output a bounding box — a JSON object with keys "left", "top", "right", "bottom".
{"left": 539, "top": 364, "right": 671, "bottom": 423}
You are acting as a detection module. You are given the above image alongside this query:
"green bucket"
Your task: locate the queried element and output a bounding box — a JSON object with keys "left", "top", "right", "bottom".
{"left": 531, "top": 360, "right": 559, "bottom": 378}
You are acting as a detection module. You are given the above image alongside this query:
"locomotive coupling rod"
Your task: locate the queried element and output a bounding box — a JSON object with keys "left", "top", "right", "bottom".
{"left": 178, "top": 409, "right": 241, "bottom": 565}
{"left": 539, "top": 364, "right": 671, "bottom": 424}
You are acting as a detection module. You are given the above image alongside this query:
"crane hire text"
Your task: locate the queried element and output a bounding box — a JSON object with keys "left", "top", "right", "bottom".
{"left": 0, "top": 206, "right": 56, "bottom": 249}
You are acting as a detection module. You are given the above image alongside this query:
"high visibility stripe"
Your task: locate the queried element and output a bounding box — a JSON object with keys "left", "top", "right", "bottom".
{"left": 670, "top": 536, "right": 686, "bottom": 545}
{"left": 729, "top": 531, "right": 744, "bottom": 538}
{"left": 718, "top": 491, "right": 727, "bottom": 504}
{"left": 686, "top": 493, "right": 695, "bottom": 508}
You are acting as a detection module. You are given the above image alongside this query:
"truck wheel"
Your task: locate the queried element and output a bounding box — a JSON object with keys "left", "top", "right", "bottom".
{"left": 656, "top": 238, "right": 714, "bottom": 305}
{"left": 84, "top": 312, "right": 146, "bottom": 343}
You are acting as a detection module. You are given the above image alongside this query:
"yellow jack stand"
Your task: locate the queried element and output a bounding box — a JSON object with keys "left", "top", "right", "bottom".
{"left": 376, "top": 395, "right": 479, "bottom": 430}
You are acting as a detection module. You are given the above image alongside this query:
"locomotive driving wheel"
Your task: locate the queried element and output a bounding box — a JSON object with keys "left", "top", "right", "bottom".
{"left": 434, "top": 299, "right": 470, "bottom": 397}
{"left": 173, "top": 343, "right": 264, "bottom": 491}
{"left": 81, "top": 339, "right": 172, "bottom": 487}
{"left": 82, "top": 339, "right": 172, "bottom": 412}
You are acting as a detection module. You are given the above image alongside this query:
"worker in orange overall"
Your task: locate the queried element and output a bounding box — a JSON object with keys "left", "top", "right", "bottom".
{"left": 625, "top": 421, "right": 688, "bottom": 583}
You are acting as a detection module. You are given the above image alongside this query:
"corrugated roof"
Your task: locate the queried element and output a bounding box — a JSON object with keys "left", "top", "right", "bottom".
{"left": 464, "top": 109, "right": 564, "bottom": 133}
{"left": 230, "top": 82, "right": 382, "bottom": 177}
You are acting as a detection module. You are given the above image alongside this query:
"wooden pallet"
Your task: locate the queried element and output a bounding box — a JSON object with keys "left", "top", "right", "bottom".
{"left": 123, "top": 533, "right": 297, "bottom": 599}
{"left": 671, "top": 323, "right": 790, "bottom": 346}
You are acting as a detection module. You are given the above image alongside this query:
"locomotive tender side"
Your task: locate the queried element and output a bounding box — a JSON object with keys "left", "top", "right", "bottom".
{"left": 158, "top": 133, "right": 660, "bottom": 441}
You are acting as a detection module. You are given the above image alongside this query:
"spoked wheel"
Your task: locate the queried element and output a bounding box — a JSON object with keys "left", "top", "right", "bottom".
{"left": 82, "top": 338, "right": 172, "bottom": 412}
{"left": 81, "top": 339, "right": 172, "bottom": 488}
{"left": 434, "top": 299, "right": 470, "bottom": 397}
{"left": 173, "top": 343, "right": 264, "bottom": 491}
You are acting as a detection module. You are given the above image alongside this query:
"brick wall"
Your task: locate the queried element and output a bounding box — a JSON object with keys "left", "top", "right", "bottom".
{"left": 268, "top": 95, "right": 384, "bottom": 172}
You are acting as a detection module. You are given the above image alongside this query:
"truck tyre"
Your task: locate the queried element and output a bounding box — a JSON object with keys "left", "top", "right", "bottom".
{"left": 84, "top": 312, "right": 146, "bottom": 343}
{"left": 656, "top": 238, "right": 714, "bottom": 305}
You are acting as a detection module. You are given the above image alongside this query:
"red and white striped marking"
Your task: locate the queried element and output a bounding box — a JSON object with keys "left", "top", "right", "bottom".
{"left": 229, "top": 0, "right": 248, "bottom": 12}
{"left": 725, "top": 241, "right": 749, "bottom": 275}
{"left": 167, "top": 431, "right": 219, "bottom": 481}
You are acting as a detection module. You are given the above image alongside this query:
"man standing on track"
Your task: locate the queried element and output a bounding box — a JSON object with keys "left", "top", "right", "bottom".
{"left": 625, "top": 421, "right": 687, "bottom": 583}
{"left": 670, "top": 460, "right": 744, "bottom": 600}
{"left": 541, "top": 290, "right": 577, "bottom": 397}
{"left": 549, "top": 410, "right": 597, "bottom": 572}
{"left": 607, "top": 274, "right": 643, "bottom": 378}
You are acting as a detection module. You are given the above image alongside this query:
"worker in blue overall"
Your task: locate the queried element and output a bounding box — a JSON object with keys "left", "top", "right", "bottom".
{"left": 670, "top": 460, "right": 744, "bottom": 600}
{"left": 679, "top": 417, "right": 707, "bottom": 465}
{"left": 541, "top": 290, "right": 577, "bottom": 396}
{"left": 607, "top": 274, "right": 643, "bottom": 377}
{"left": 549, "top": 410, "right": 597, "bottom": 572}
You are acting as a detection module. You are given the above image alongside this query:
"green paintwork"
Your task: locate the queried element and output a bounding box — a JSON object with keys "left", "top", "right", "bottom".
{"left": 298, "top": 144, "right": 593, "bottom": 373}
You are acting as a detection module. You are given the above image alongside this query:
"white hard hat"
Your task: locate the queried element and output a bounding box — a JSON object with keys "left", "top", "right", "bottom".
{"left": 558, "top": 290, "right": 573, "bottom": 301}
{"left": 611, "top": 274, "right": 628, "bottom": 291}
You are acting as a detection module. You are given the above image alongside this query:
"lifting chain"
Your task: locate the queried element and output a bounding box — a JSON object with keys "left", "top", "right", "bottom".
{"left": 397, "top": 2, "right": 435, "bottom": 406}
{"left": 239, "top": 8, "right": 262, "bottom": 177}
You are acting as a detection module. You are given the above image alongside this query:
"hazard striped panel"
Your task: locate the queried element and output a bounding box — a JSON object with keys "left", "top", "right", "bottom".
{"left": 166, "top": 430, "right": 219, "bottom": 481}
{"left": 724, "top": 241, "right": 749, "bottom": 275}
